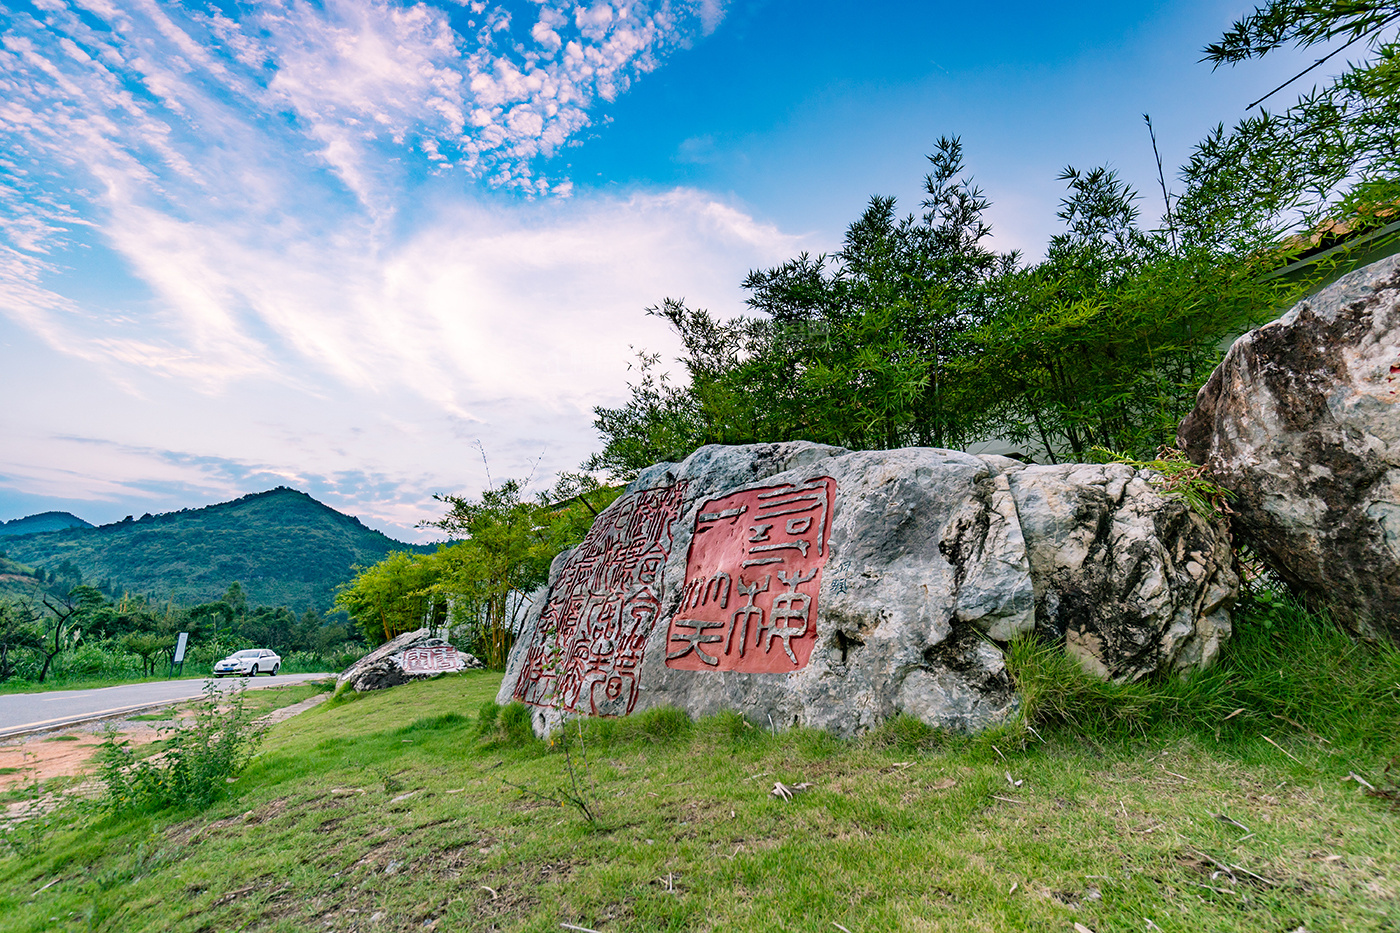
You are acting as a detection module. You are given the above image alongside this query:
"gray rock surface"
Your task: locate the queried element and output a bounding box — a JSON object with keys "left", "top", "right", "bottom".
{"left": 337, "top": 629, "right": 482, "bottom": 693}
{"left": 1179, "top": 254, "right": 1400, "bottom": 644}
{"left": 499, "top": 442, "right": 1237, "bottom": 737}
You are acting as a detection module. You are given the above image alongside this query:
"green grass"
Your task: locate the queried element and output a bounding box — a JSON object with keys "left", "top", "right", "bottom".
{"left": 0, "top": 601, "right": 1397, "bottom": 932}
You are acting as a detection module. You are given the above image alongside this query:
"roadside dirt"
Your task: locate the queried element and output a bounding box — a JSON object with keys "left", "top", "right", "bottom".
{"left": 0, "top": 692, "right": 328, "bottom": 808}
{"left": 0, "top": 716, "right": 179, "bottom": 792}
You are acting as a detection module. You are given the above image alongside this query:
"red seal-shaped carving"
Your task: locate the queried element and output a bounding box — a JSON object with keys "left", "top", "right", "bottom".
{"left": 666, "top": 477, "right": 835, "bottom": 673}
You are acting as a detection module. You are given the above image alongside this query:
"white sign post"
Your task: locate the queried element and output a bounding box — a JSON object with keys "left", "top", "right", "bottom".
{"left": 172, "top": 632, "right": 189, "bottom": 677}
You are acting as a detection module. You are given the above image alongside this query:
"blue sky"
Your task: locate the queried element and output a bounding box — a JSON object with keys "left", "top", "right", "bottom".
{"left": 0, "top": 0, "right": 1322, "bottom": 541}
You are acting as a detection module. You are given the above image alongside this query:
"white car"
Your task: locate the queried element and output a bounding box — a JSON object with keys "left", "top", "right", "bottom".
{"left": 212, "top": 649, "right": 281, "bottom": 677}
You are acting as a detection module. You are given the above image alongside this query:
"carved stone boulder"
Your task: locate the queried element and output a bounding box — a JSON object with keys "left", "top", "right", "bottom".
{"left": 337, "top": 628, "right": 482, "bottom": 693}
{"left": 1179, "top": 254, "right": 1400, "bottom": 644}
{"left": 497, "top": 442, "right": 1236, "bottom": 737}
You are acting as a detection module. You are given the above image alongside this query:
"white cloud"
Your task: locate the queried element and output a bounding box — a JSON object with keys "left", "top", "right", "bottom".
{"left": 0, "top": 0, "right": 757, "bottom": 533}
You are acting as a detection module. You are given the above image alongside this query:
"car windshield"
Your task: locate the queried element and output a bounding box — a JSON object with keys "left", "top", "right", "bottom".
{"left": 232, "top": 650, "right": 261, "bottom": 659}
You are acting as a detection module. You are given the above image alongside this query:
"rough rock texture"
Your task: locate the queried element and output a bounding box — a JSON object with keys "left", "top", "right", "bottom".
{"left": 337, "top": 629, "right": 482, "bottom": 693}
{"left": 997, "top": 461, "right": 1237, "bottom": 681}
{"left": 498, "top": 442, "right": 1237, "bottom": 737}
{"left": 1179, "top": 254, "right": 1400, "bottom": 644}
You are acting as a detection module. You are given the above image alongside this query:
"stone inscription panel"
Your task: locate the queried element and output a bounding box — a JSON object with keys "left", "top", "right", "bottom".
{"left": 666, "top": 477, "right": 836, "bottom": 673}
{"left": 398, "top": 646, "right": 462, "bottom": 673}
{"left": 513, "top": 483, "right": 686, "bottom": 717}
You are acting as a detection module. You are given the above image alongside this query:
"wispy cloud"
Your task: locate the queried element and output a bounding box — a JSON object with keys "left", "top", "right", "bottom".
{"left": 0, "top": 0, "right": 753, "bottom": 396}
{"left": 0, "top": 1, "right": 795, "bottom": 534}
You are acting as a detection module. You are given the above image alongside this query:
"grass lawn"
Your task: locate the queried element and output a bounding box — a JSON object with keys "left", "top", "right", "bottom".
{"left": 0, "top": 664, "right": 1395, "bottom": 933}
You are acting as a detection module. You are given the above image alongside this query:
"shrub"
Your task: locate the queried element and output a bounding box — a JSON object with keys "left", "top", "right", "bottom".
{"left": 96, "top": 680, "right": 266, "bottom": 812}
{"left": 1006, "top": 591, "right": 1400, "bottom": 752}
{"left": 476, "top": 701, "right": 537, "bottom": 746}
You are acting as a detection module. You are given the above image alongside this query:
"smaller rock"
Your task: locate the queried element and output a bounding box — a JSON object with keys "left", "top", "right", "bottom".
{"left": 337, "top": 629, "right": 482, "bottom": 693}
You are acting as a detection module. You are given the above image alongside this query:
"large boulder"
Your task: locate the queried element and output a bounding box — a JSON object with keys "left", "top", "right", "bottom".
{"left": 498, "top": 442, "right": 1236, "bottom": 737}
{"left": 337, "top": 629, "right": 482, "bottom": 693}
{"left": 1179, "top": 254, "right": 1400, "bottom": 644}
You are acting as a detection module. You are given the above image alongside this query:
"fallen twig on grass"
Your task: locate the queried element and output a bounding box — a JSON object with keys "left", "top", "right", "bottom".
{"left": 1361, "top": 757, "right": 1400, "bottom": 808}
{"left": 1271, "top": 713, "right": 1331, "bottom": 745}
{"left": 770, "top": 781, "right": 814, "bottom": 800}
{"left": 1263, "top": 735, "right": 1304, "bottom": 765}
{"left": 1229, "top": 863, "right": 1277, "bottom": 887}
{"left": 1346, "top": 772, "right": 1375, "bottom": 791}
{"left": 31, "top": 877, "right": 61, "bottom": 896}
{"left": 1213, "top": 813, "right": 1251, "bottom": 832}
{"left": 1190, "top": 882, "right": 1238, "bottom": 896}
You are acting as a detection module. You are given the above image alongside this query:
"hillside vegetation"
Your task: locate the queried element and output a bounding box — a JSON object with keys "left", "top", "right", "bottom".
{"left": 0, "top": 512, "right": 93, "bottom": 538}
{"left": 2, "top": 488, "right": 427, "bottom": 611}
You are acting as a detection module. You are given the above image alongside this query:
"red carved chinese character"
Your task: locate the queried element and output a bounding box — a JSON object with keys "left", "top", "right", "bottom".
{"left": 667, "top": 477, "right": 835, "bottom": 673}
{"left": 513, "top": 483, "right": 686, "bottom": 716}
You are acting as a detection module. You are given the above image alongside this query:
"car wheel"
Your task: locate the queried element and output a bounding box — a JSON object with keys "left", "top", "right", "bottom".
{"left": 269, "top": 664, "right": 279, "bottom": 676}
{"left": 214, "top": 673, "right": 224, "bottom": 678}
{"left": 246, "top": 665, "right": 257, "bottom": 677}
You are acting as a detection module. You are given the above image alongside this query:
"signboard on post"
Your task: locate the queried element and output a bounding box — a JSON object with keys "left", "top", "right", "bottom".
{"left": 171, "top": 631, "right": 189, "bottom": 677}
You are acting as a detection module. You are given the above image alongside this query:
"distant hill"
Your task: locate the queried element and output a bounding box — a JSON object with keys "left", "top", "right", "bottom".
{"left": 1, "top": 488, "right": 430, "bottom": 610}
{"left": 0, "top": 553, "right": 45, "bottom": 603}
{"left": 0, "top": 511, "right": 94, "bottom": 537}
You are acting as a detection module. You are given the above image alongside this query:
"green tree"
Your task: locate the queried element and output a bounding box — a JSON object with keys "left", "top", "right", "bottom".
{"left": 956, "top": 167, "right": 1298, "bottom": 460}
{"left": 0, "top": 600, "right": 42, "bottom": 683}
{"left": 591, "top": 138, "right": 1012, "bottom": 477}
{"left": 334, "top": 550, "right": 444, "bottom": 646}
{"left": 35, "top": 586, "right": 99, "bottom": 683}
{"left": 1179, "top": 1, "right": 1400, "bottom": 248}
{"left": 121, "top": 631, "right": 174, "bottom": 676}
{"left": 336, "top": 475, "right": 621, "bottom": 667}
{"left": 427, "top": 479, "right": 611, "bottom": 668}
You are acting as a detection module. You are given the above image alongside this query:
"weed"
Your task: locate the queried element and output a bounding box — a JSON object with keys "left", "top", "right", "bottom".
{"left": 1090, "top": 445, "right": 1235, "bottom": 519}
{"left": 474, "top": 700, "right": 500, "bottom": 736}
{"left": 862, "top": 713, "right": 945, "bottom": 753}
{"left": 394, "top": 713, "right": 468, "bottom": 736}
{"left": 584, "top": 705, "right": 693, "bottom": 747}
{"left": 374, "top": 769, "right": 405, "bottom": 794}
{"left": 94, "top": 680, "right": 267, "bottom": 812}
{"left": 480, "top": 701, "right": 536, "bottom": 746}
{"left": 1007, "top": 592, "right": 1400, "bottom": 760}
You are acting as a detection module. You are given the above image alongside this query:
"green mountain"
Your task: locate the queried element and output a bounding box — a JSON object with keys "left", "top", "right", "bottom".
{"left": 0, "top": 511, "right": 94, "bottom": 537}
{"left": 1, "top": 488, "right": 430, "bottom": 610}
{"left": 0, "top": 553, "right": 44, "bottom": 603}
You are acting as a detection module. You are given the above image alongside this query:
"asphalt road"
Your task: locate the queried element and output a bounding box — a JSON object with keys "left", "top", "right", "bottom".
{"left": 0, "top": 673, "right": 335, "bottom": 738}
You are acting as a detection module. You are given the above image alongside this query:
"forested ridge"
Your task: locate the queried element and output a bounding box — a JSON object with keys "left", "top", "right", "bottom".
{"left": 1, "top": 487, "right": 428, "bottom": 612}
{"left": 0, "top": 512, "right": 93, "bottom": 537}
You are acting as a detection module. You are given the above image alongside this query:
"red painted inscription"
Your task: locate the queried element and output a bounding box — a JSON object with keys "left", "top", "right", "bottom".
{"left": 666, "top": 477, "right": 836, "bottom": 673}
{"left": 513, "top": 483, "right": 686, "bottom": 716}
{"left": 399, "top": 646, "right": 463, "bottom": 673}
